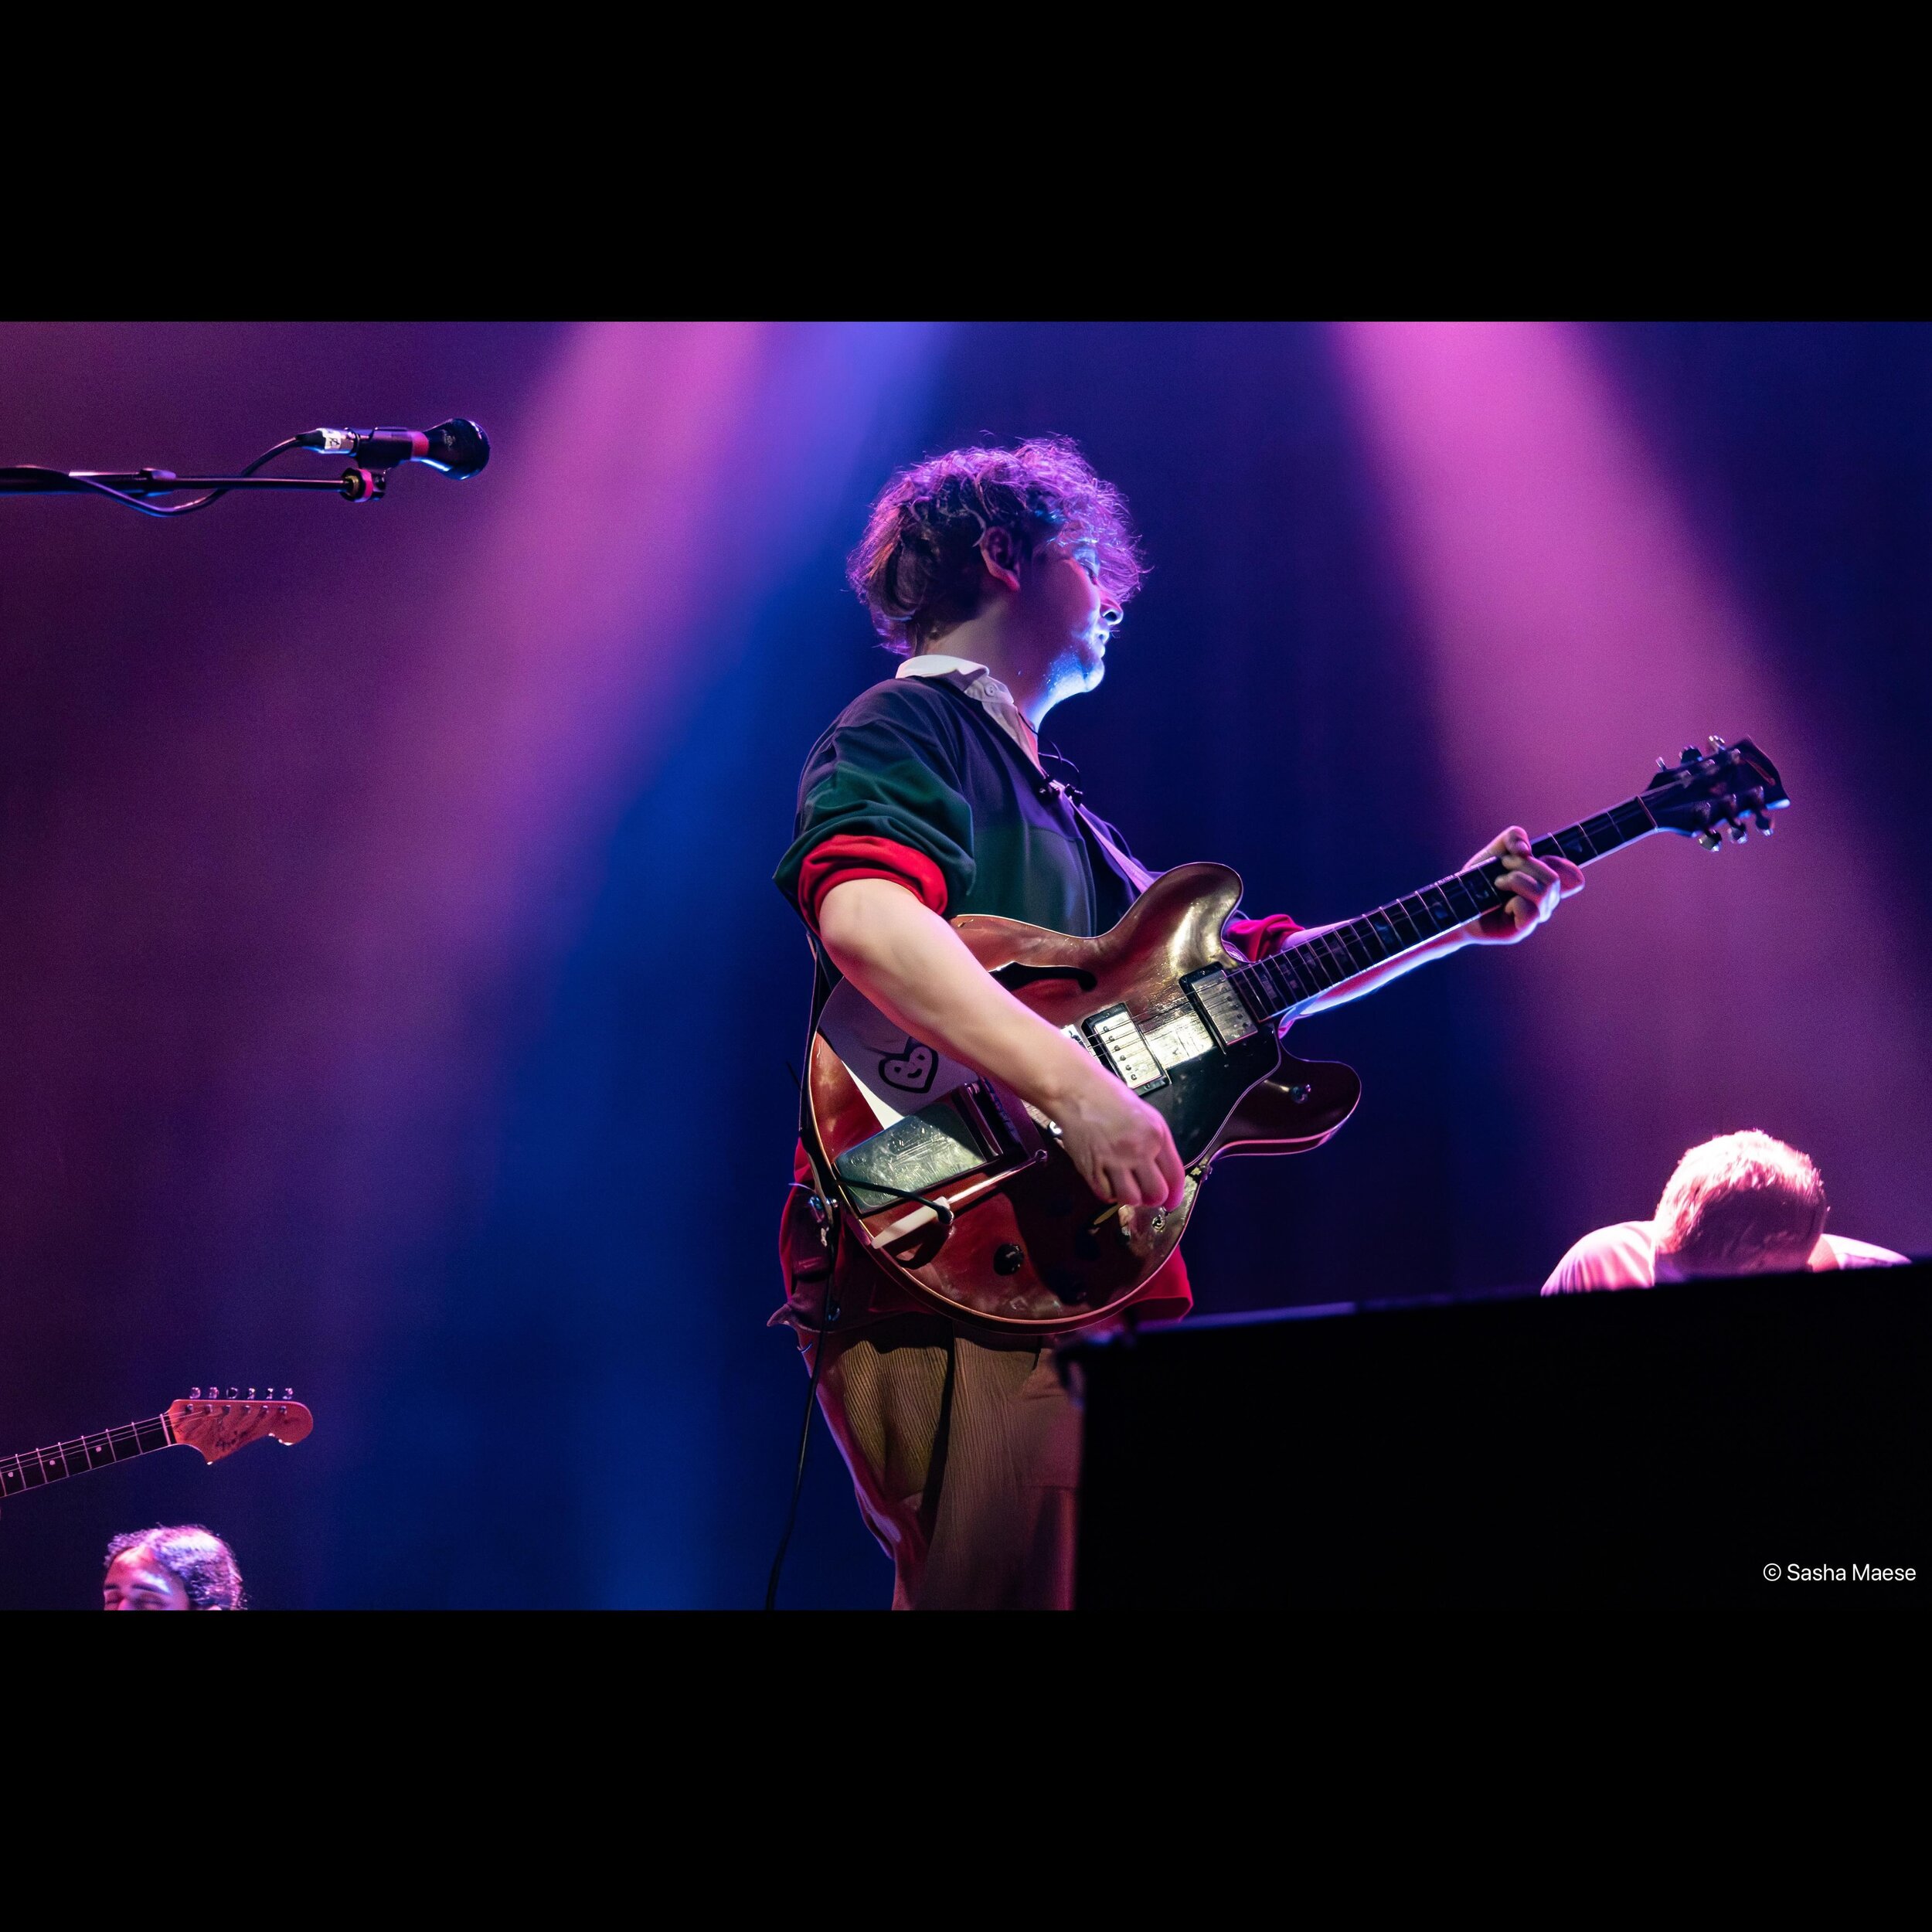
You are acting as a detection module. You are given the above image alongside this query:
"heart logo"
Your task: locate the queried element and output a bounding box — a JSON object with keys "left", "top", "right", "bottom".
{"left": 879, "top": 1041, "right": 938, "bottom": 1093}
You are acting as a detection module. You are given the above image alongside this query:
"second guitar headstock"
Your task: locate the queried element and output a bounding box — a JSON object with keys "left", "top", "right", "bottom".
{"left": 168, "top": 1391, "right": 313, "bottom": 1464}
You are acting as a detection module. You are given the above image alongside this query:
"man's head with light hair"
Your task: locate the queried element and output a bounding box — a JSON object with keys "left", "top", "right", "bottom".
{"left": 1654, "top": 1130, "right": 1828, "bottom": 1277}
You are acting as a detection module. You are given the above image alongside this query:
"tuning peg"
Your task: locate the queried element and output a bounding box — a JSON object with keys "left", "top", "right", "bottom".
{"left": 226, "top": 1387, "right": 237, "bottom": 1400}
{"left": 283, "top": 1387, "right": 293, "bottom": 1400}
{"left": 247, "top": 1388, "right": 256, "bottom": 1400}
{"left": 1728, "top": 821, "right": 1749, "bottom": 843}
{"left": 189, "top": 1387, "right": 201, "bottom": 1399}
{"left": 1708, "top": 735, "right": 1726, "bottom": 750}
{"left": 1657, "top": 757, "right": 1671, "bottom": 772}
{"left": 1755, "top": 811, "right": 1774, "bottom": 833}
{"left": 1697, "top": 831, "right": 1723, "bottom": 851}
{"left": 1682, "top": 746, "right": 1701, "bottom": 764}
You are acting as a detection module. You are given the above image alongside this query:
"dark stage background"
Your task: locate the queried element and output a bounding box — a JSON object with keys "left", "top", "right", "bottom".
{"left": 0, "top": 322, "right": 1924, "bottom": 1609}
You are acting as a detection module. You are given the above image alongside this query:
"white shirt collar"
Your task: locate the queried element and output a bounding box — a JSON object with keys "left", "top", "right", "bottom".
{"left": 896, "top": 654, "right": 1035, "bottom": 757}
{"left": 897, "top": 654, "right": 989, "bottom": 682}
{"left": 897, "top": 657, "right": 1155, "bottom": 891}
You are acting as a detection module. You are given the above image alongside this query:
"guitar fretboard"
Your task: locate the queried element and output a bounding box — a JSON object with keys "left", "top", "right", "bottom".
{"left": 0, "top": 1414, "right": 175, "bottom": 1498}
{"left": 1229, "top": 794, "right": 1660, "bottom": 1020}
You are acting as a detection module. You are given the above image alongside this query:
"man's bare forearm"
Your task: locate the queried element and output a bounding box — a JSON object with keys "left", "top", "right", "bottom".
{"left": 815, "top": 877, "right": 1097, "bottom": 1114}
{"left": 1280, "top": 826, "right": 1582, "bottom": 1015}
{"left": 1289, "top": 924, "right": 1467, "bottom": 1015}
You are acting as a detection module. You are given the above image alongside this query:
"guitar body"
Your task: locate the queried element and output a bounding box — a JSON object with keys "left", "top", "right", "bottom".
{"left": 808, "top": 864, "right": 1360, "bottom": 1332}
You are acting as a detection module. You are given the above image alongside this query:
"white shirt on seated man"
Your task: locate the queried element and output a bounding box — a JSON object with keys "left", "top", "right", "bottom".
{"left": 1544, "top": 1129, "right": 1909, "bottom": 1294}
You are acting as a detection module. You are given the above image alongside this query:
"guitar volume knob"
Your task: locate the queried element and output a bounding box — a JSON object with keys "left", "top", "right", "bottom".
{"left": 993, "top": 1243, "right": 1026, "bottom": 1275}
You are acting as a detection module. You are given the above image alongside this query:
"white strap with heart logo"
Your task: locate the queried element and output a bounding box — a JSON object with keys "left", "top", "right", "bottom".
{"left": 816, "top": 978, "right": 978, "bottom": 1130}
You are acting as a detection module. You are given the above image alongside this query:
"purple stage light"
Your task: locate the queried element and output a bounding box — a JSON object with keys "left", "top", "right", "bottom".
{"left": 1332, "top": 320, "right": 1932, "bottom": 1257}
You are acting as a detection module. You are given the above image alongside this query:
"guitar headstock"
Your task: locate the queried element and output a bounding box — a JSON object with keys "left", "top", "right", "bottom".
{"left": 168, "top": 1389, "right": 314, "bottom": 1465}
{"left": 1643, "top": 736, "right": 1789, "bottom": 849}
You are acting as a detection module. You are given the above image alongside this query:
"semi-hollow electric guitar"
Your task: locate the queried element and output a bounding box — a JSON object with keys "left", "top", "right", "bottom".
{"left": 0, "top": 1388, "right": 312, "bottom": 1516}
{"left": 807, "top": 737, "right": 1788, "bottom": 1332}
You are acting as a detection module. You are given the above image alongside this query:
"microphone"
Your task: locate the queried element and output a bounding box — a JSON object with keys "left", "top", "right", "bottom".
{"left": 294, "top": 417, "right": 490, "bottom": 479}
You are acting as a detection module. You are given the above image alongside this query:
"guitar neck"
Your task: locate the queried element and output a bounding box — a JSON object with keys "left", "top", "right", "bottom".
{"left": 0, "top": 1413, "right": 176, "bottom": 1502}
{"left": 1227, "top": 793, "right": 1661, "bottom": 1021}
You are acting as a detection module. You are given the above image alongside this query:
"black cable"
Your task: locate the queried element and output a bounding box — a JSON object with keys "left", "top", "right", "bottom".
{"left": 833, "top": 1173, "right": 957, "bottom": 1229}
{"left": 154, "top": 435, "right": 308, "bottom": 515}
{"left": 764, "top": 1294, "right": 836, "bottom": 1613}
{"left": 108, "top": 437, "right": 308, "bottom": 517}
{"left": 761, "top": 1166, "right": 955, "bottom": 1609}
{"left": 766, "top": 942, "right": 957, "bottom": 1609}
{"left": 2, "top": 437, "right": 318, "bottom": 519}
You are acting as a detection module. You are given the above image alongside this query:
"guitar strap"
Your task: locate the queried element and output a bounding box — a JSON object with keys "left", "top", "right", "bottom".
{"left": 794, "top": 927, "right": 848, "bottom": 1311}
{"left": 767, "top": 926, "right": 847, "bottom": 1609}
{"left": 1063, "top": 789, "right": 1157, "bottom": 895}
{"left": 1063, "top": 787, "right": 1263, "bottom": 944}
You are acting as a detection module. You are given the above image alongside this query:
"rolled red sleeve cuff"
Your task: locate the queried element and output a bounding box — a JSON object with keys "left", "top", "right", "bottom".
{"left": 798, "top": 834, "right": 949, "bottom": 931}
{"left": 1223, "top": 912, "right": 1303, "bottom": 962}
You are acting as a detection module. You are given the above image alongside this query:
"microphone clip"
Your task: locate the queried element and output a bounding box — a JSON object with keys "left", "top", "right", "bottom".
{"left": 339, "top": 467, "right": 389, "bottom": 504}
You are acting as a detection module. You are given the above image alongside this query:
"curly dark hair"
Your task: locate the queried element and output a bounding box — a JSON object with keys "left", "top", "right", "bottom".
{"left": 104, "top": 1524, "right": 246, "bottom": 1610}
{"left": 848, "top": 435, "right": 1145, "bottom": 655}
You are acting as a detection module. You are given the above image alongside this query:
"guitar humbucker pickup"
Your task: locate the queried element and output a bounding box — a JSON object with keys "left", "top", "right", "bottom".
{"left": 1083, "top": 1005, "right": 1168, "bottom": 1094}
{"left": 1185, "top": 968, "right": 1260, "bottom": 1046}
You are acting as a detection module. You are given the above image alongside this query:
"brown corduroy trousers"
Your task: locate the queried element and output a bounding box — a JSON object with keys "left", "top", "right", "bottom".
{"left": 812, "top": 1314, "right": 1083, "bottom": 1611}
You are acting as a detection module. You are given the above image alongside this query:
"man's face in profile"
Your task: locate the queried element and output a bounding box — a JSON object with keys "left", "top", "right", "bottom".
{"left": 1025, "top": 535, "right": 1120, "bottom": 696}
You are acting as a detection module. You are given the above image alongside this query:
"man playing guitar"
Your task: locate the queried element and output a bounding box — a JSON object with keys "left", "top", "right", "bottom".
{"left": 775, "top": 437, "right": 1583, "bottom": 1610}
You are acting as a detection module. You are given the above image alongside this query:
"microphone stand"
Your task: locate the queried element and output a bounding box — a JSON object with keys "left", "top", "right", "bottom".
{"left": 4, "top": 421, "right": 483, "bottom": 516}
{"left": 0, "top": 464, "right": 391, "bottom": 507}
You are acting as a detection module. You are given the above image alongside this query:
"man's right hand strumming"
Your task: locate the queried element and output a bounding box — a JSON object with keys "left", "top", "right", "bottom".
{"left": 1032, "top": 1055, "right": 1185, "bottom": 1209}
{"left": 817, "top": 876, "right": 1187, "bottom": 1211}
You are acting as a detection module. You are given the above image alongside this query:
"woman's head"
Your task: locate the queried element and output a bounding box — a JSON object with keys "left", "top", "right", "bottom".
{"left": 102, "top": 1525, "right": 245, "bottom": 1611}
